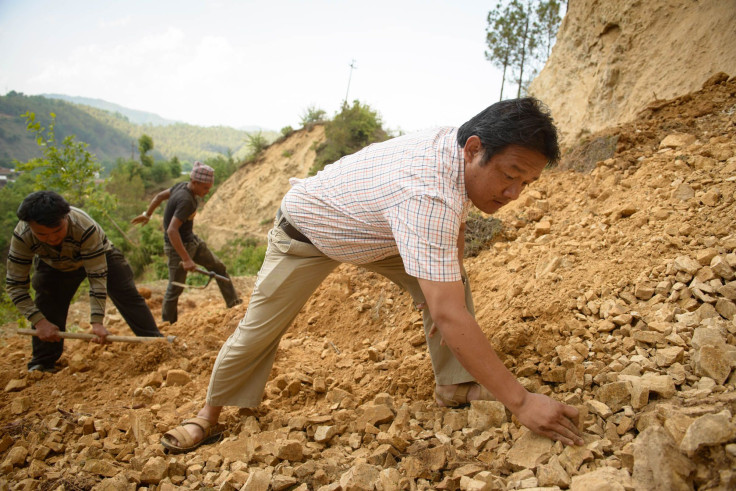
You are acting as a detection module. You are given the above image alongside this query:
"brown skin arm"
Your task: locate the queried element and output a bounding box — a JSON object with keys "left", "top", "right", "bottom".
{"left": 131, "top": 189, "right": 171, "bottom": 225}
{"left": 167, "top": 216, "right": 196, "bottom": 272}
{"left": 428, "top": 222, "right": 467, "bottom": 344}
{"left": 417, "top": 277, "right": 584, "bottom": 446}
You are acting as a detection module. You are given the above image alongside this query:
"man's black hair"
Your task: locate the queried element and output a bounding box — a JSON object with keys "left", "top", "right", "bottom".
{"left": 16, "top": 191, "right": 71, "bottom": 227}
{"left": 457, "top": 97, "right": 561, "bottom": 166}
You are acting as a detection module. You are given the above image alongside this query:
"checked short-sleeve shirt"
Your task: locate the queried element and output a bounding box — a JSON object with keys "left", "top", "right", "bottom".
{"left": 283, "top": 126, "right": 470, "bottom": 282}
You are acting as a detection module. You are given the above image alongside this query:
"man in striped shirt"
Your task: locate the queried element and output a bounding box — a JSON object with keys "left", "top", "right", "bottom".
{"left": 6, "top": 191, "right": 162, "bottom": 372}
{"left": 161, "top": 98, "right": 584, "bottom": 453}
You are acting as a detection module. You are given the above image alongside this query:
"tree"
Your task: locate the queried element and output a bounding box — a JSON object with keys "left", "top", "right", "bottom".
{"left": 511, "top": 0, "right": 537, "bottom": 98}
{"left": 169, "top": 156, "right": 182, "bottom": 178}
{"left": 485, "top": 0, "right": 562, "bottom": 99}
{"left": 138, "top": 134, "right": 154, "bottom": 167}
{"left": 16, "top": 112, "right": 101, "bottom": 207}
{"left": 485, "top": 1, "right": 524, "bottom": 100}
{"left": 534, "top": 0, "right": 562, "bottom": 61}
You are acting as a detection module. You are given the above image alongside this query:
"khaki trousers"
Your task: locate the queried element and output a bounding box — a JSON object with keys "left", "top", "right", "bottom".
{"left": 206, "top": 221, "right": 477, "bottom": 408}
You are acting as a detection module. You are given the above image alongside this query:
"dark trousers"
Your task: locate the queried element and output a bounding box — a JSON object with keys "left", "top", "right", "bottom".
{"left": 29, "top": 247, "right": 161, "bottom": 369}
{"left": 162, "top": 236, "right": 240, "bottom": 323}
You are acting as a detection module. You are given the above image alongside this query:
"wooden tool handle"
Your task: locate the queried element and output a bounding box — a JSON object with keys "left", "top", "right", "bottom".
{"left": 16, "top": 329, "right": 175, "bottom": 343}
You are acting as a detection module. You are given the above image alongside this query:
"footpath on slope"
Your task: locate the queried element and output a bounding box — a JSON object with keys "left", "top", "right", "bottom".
{"left": 0, "top": 73, "right": 735, "bottom": 490}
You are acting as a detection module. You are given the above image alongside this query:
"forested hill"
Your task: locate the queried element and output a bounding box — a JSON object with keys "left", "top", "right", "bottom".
{"left": 0, "top": 92, "right": 274, "bottom": 172}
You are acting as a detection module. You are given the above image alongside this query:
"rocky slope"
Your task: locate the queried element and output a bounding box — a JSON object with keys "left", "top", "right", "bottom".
{"left": 196, "top": 125, "right": 326, "bottom": 250}
{"left": 529, "top": 0, "right": 736, "bottom": 148}
{"left": 0, "top": 74, "right": 734, "bottom": 490}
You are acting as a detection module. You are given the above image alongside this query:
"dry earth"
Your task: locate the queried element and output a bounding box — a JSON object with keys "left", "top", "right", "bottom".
{"left": 1, "top": 74, "right": 735, "bottom": 490}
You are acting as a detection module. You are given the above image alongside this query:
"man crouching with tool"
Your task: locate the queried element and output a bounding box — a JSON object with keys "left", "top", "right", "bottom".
{"left": 6, "top": 191, "right": 163, "bottom": 373}
{"left": 132, "top": 161, "right": 241, "bottom": 324}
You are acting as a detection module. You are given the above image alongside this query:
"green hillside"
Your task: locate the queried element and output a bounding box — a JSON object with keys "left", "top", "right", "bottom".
{"left": 0, "top": 92, "right": 276, "bottom": 171}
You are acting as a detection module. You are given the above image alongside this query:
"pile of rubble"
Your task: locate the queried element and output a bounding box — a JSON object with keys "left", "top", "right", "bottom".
{"left": 1, "top": 75, "right": 735, "bottom": 490}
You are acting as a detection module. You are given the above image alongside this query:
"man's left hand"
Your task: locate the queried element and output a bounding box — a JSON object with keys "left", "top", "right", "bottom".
{"left": 91, "top": 323, "right": 109, "bottom": 344}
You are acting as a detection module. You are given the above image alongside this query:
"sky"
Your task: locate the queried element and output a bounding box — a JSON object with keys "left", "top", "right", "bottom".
{"left": 0, "top": 0, "right": 506, "bottom": 134}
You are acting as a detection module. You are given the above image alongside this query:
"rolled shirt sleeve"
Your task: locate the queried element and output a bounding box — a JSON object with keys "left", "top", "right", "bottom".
{"left": 388, "top": 195, "right": 462, "bottom": 282}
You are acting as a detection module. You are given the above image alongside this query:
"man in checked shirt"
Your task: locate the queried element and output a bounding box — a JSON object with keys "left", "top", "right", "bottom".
{"left": 6, "top": 191, "right": 162, "bottom": 372}
{"left": 161, "top": 97, "right": 584, "bottom": 453}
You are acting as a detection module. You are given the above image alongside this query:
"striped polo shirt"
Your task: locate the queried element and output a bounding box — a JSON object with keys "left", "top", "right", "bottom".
{"left": 5, "top": 207, "right": 113, "bottom": 324}
{"left": 283, "top": 126, "right": 470, "bottom": 282}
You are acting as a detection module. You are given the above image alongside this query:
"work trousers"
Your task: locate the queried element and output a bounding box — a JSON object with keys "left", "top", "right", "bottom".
{"left": 206, "top": 212, "right": 476, "bottom": 408}
{"left": 162, "top": 236, "right": 240, "bottom": 323}
{"left": 29, "top": 247, "right": 162, "bottom": 369}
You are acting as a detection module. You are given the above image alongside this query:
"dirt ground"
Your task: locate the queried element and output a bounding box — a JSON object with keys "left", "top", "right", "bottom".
{"left": 0, "top": 74, "right": 735, "bottom": 490}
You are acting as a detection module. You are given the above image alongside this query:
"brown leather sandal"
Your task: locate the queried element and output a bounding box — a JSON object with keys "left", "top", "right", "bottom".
{"left": 160, "top": 417, "right": 225, "bottom": 454}
{"left": 435, "top": 382, "right": 496, "bottom": 408}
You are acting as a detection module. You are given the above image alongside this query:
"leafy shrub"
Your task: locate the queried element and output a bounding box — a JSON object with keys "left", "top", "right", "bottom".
{"left": 205, "top": 154, "right": 238, "bottom": 194}
{"left": 310, "top": 100, "right": 388, "bottom": 175}
{"left": 245, "top": 131, "right": 269, "bottom": 157}
{"left": 300, "top": 105, "right": 327, "bottom": 128}
{"left": 216, "top": 237, "right": 267, "bottom": 276}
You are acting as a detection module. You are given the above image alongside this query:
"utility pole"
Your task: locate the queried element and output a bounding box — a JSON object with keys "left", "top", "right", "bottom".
{"left": 344, "top": 59, "right": 357, "bottom": 106}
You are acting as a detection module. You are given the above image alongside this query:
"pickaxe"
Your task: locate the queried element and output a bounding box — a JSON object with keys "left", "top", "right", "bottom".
{"left": 170, "top": 267, "right": 232, "bottom": 289}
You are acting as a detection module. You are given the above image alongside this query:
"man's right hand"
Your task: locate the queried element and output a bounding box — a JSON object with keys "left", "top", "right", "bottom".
{"left": 513, "top": 392, "right": 584, "bottom": 446}
{"left": 131, "top": 214, "right": 150, "bottom": 225}
{"left": 34, "top": 319, "right": 62, "bottom": 342}
{"left": 181, "top": 258, "right": 197, "bottom": 271}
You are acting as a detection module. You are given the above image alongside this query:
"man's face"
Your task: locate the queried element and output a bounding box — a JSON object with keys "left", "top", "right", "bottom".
{"left": 29, "top": 217, "right": 69, "bottom": 246}
{"left": 190, "top": 180, "right": 213, "bottom": 197}
{"left": 464, "top": 137, "right": 547, "bottom": 214}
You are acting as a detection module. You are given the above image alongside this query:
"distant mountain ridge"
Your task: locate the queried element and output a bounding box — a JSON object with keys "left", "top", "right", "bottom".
{"left": 0, "top": 91, "right": 277, "bottom": 170}
{"left": 42, "top": 94, "right": 177, "bottom": 126}
{"left": 41, "top": 93, "right": 267, "bottom": 133}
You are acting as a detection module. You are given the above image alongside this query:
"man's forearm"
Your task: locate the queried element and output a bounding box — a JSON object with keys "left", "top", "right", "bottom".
{"left": 419, "top": 278, "right": 528, "bottom": 410}
{"left": 146, "top": 190, "right": 170, "bottom": 216}
{"left": 167, "top": 228, "right": 192, "bottom": 264}
{"left": 439, "top": 308, "right": 528, "bottom": 411}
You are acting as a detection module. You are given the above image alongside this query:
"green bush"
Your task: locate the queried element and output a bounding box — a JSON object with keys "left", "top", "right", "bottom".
{"left": 300, "top": 105, "right": 327, "bottom": 128}
{"left": 205, "top": 154, "right": 238, "bottom": 194}
{"left": 310, "top": 100, "right": 388, "bottom": 175}
{"left": 245, "top": 131, "right": 269, "bottom": 160}
{"left": 216, "top": 237, "right": 267, "bottom": 276}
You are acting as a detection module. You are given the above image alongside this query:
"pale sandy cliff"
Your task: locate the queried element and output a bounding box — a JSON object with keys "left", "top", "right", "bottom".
{"left": 530, "top": 0, "right": 736, "bottom": 148}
